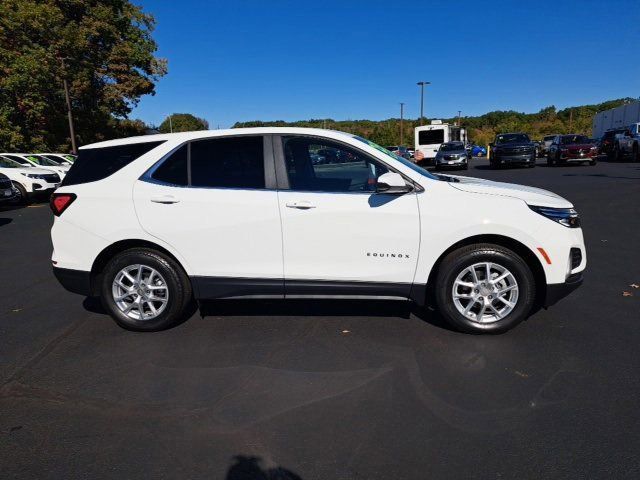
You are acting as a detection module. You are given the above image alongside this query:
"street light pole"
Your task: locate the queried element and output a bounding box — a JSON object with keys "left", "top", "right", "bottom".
{"left": 399, "top": 102, "right": 405, "bottom": 146}
{"left": 168, "top": 114, "right": 173, "bottom": 133}
{"left": 60, "top": 58, "right": 77, "bottom": 154}
{"left": 457, "top": 110, "right": 462, "bottom": 126}
{"left": 416, "top": 81, "right": 431, "bottom": 126}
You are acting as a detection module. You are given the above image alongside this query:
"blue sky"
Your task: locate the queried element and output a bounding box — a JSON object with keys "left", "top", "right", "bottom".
{"left": 131, "top": 0, "right": 640, "bottom": 128}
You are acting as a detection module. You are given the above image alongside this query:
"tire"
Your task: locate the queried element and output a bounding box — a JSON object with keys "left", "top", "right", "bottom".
{"left": 633, "top": 143, "right": 639, "bottom": 163}
{"left": 100, "top": 248, "right": 193, "bottom": 331}
{"left": 11, "top": 182, "right": 28, "bottom": 205}
{"left": 434, "top": 243, "right": 536, "bottom": 334}
{"left": 614, "top": 144, "right": 623, "bottom": 161}
{"left": 547, "top": 157, "right": 554, "bottom": 167}
{"left": 589, "top": 158, "right": 597, "bottom": 166}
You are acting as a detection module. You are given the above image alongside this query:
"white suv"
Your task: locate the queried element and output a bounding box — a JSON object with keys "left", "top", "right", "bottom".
{"left": 0, "top": 155, "right": 62, "bottom": 202}
{"left": 51, "top": 128, "right": 586, "bottom": 333}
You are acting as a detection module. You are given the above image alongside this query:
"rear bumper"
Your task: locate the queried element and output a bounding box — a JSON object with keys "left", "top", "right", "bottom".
{"left": 544, "top": 273, "right": 583, "bottom": 307}
{"left": 53, "top": 266, "right": 92, "bottom": 296}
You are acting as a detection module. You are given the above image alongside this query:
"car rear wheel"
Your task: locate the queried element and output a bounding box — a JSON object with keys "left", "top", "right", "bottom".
{"left": 435, "top": 243, "right": 536, "bottom": 334}
{"left": 100, "top": 248, "right": 193, "bottom": 331}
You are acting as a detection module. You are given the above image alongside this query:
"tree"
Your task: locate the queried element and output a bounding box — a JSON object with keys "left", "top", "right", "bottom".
{"left": 0, "top": 0, "right": 167, "bottom": 152}
{"left": 159, "top": 114, "right": 209, "bottom": 133}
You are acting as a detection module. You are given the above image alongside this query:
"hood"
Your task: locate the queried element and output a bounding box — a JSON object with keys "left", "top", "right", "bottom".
{"left": 21, "top": 166, "right": 57, "bottom": 175}
{"left": 447, "top": 175, "right": 573, "bottom": 208}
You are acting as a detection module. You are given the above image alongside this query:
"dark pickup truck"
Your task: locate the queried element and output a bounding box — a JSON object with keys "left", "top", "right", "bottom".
{"left": 489, "top": 133, "right": 536, "bottom": 169}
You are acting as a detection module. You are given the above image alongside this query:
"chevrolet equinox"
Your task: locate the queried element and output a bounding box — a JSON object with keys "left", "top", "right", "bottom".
{"left": 51, "top": 128, "right": 586, "bottom": 333}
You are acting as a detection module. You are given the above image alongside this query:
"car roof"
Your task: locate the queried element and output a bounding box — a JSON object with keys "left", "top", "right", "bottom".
{"left": 79, "top": 127, "right": 356, "bottom": 150}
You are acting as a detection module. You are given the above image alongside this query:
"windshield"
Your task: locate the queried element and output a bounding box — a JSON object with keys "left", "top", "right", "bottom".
{"left": 496, "top": 134, "right": 530, "bottom": 144}
{"left": 352, "top": 135, "right": 438, "bottom": 180}
{"left": 560, "top": 135, "right": 590, "bottom": 145}
{"left": 2, "top": 154, "right": 31, "bottom": 166}
{"left": 543, "top": 135, "right": 556, "bottom": 141}
{"left": 27, "top": 155, "right": 61, "bottom": 166}
{"left": 0, "top": 156, "right": 21, "bottom": 168}
{"left": 439, "top": 143, "right": 464, "bottom": 152}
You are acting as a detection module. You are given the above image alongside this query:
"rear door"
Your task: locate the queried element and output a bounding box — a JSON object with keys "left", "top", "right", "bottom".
{"left": 133, "top": 135, "right": 284, "bottom": 298}
{"left": 274, "top": 135, "right": 420, "bottom": 298}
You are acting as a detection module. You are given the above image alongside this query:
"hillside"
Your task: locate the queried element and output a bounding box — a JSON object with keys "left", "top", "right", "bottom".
{"left": 233, "top": 98, "right": 635, "bottom": 147}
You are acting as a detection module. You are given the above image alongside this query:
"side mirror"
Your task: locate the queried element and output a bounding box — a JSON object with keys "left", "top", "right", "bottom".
{"left": 376, "top": 172, "right": 413, "bottom": 194}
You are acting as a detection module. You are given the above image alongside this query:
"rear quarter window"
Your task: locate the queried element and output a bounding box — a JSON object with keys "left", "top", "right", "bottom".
{"left": 62, "top": 141, "right": 165, "bottom": 186}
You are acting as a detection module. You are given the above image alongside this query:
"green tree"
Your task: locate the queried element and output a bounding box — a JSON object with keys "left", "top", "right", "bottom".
{"left": 159, "top": 113, "right": 209, "bottom": 133}
{"left": 0, "top": 0, "right": 167, "bottom": 152}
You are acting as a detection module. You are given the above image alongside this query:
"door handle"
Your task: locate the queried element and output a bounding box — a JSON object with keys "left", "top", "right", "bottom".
{"left": 285, "top": 201, "right": 316, "bottom": 209}
{"left": 150, "top": 195, "right": 180, "bottom": 204}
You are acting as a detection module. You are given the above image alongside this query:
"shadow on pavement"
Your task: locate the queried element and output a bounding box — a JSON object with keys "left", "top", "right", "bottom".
{"left": 226, "top": 455, "right": 302, "bottom": 480}
{"left": 0, "top": 217, "right": 13, "bottom": 227}
{"left": 82, "top": 296, "right": 457, "bottom": 332}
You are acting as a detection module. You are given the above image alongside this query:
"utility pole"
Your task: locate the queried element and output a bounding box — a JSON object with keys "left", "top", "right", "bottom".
{"left": 569, "top": 109, "right": 573, "bottom": 131}
{"left": 60, "top": 58, "right": 77, "bottom": 154}
{"left": 168, "top": 114, "right": 173, "bottom": 133}
{"left": 399, "top": 102, "right": 405, "bottom": 146}
{"left": 457, "top": 110, "right": 462, "bottom": 126}
{"left": 417, "top": 81, "right": 431, "bottom": 125}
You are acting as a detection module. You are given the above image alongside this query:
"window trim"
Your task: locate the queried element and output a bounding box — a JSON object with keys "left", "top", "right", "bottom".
{"left": 141, "top": 134, "right": 276, "bottom": 191}
{"left": 272, "top": 134, "right": 421, "bottom": 194}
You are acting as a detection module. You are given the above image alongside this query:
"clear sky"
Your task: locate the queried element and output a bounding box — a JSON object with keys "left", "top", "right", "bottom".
{"left": 131, "top": 0, "right": 640, "bottom": 128}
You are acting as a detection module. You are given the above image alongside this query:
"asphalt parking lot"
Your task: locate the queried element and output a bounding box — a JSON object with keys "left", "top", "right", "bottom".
{"left": 1, "top": 156, "right": 639, "bottom": 479}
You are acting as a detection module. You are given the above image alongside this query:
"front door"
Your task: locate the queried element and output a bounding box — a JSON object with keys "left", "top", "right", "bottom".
{"left": 133, "top": 135, "right": 284, "bottom": 298}
{"left": 275, "top": 135, "right": 420, "bottom": 298}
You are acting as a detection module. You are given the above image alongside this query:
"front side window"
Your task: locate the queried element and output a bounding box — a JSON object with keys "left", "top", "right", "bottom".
{"left": 283, "top": 136, "right": 388, "bottom": 193}
{"left": 3, "top": 155, "right": 31, "bottom": 166}
{"left": 0, "top": 156, "right": 21, "bottom": 168}
{"left": 190, "top": 136, "right": 264, "bottom": 189}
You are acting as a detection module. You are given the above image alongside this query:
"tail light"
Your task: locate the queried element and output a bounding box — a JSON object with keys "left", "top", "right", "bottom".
{"left": 50, "top": 193, "right": 76, "bottom": 216}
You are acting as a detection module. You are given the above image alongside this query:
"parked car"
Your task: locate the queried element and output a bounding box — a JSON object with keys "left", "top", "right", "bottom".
{"left": 39, "top": 153, "right": 75, "bottom": 166}
{"left": 613, "top": 123, "right": 640, "bottom": 161}
{"left": 471, "top": 145, "right": 487, "bottom": 157}
{"left": 541, "top": 135, "right": 559, "bottom": 156}
{"left": 547, "top": 135, "right": 598, "bottom": 166}
{"left": 434, "top": 141, "right": 469, "bottom": 170}
{"left": 489, "top": 133, "right": 536, "bottom": 168}
{"left": 0, "top": 172, "right": 18, "bottom": 204}
{"left": 51, "top": 128, "right": 585, "bottom": 334}
{"left": 0, "top": 153, "right": 69, "bottom": 179}
{"left": 599, "top": 128, "right": 626, "bottom": 158}
{"left": 0, "top": 155, "right": 61, "bottom": 203}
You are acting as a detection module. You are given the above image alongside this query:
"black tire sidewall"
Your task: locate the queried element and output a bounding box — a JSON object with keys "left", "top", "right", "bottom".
{"left": 436, "top": 245, "right": 536, "bottom": 334}
{"left": 100, "top": 249, "right": 190, "bottom": 331}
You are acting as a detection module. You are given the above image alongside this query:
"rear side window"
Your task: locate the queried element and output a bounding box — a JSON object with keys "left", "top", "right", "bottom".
{"left": 190, "top": 136, "right": 264, "bottom": 189}
{"left": 152, "top": 144, "right": 188, "bottom": 186}
{"left": 62, "top": 141, "right": 165, "bottom": 186}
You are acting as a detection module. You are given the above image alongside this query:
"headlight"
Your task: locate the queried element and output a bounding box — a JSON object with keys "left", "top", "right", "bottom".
{"left": 20, "top": 173, "right": 47, "bottom": 179}
{"left": 529, "top": 205, "right": 580, "bottom": 228}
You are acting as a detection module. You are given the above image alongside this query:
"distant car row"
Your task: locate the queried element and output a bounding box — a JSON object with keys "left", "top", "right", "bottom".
{"left": 0, "top": 153, "right": 75, "bottom": 204}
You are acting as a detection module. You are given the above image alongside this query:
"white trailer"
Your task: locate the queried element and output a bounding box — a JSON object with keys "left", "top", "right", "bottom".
{"left": 415, "top": 120, "right": 467, "bottom": 160}
{"left": 592, "top": 101, "right": 640, "bottom": 139}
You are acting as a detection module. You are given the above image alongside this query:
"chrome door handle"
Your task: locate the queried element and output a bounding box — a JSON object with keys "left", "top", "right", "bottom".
{"left": 151, "top": 195, "right": 180, "bottom": 204}
{"left": 285, "top": 201, "right": 316, "bottom": 209}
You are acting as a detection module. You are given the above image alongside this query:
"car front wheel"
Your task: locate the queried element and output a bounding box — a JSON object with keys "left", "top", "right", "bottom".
{"left": 100, "top": 248, "right": 193, "bottom": 331}
{"left": 435, "top": 244, "right": 536, "bottom": 334}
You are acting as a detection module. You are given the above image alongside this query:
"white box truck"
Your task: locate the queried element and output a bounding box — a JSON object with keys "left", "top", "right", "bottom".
{"left": 592, "top": 101, "right": 640, "bottom": 139}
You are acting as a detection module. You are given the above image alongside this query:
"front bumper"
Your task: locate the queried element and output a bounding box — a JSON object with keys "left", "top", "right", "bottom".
{"left": 544, "top": 272, "right": 583, "bottom": 307}
{"left": 494, "top": 154, "right": 535, "bottom": 164}
{"left": 435, "top": 157, "right": 467, "bottom": 167}
{"left": 53, "top": 266, "right": 92, "bottom": 296}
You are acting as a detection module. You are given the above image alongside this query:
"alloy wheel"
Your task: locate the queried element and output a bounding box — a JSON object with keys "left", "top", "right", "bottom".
{"left": 451, "top": 262, "right": 519, "bottom": 324}
{"left": 112, "top": 264, "right": 169, "bottom": 320}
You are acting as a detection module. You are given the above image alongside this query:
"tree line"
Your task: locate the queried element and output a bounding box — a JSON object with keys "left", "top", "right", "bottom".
{"left": 233, "top": 98, "right": 635, "bottom": 147}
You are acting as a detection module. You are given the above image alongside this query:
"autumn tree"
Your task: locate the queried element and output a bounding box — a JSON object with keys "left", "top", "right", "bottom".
{"left": 159, "top": 114, "right": 209, "bottom": 133}
{"left": 0, "top": 0, "right": 167, "bottom": 152}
